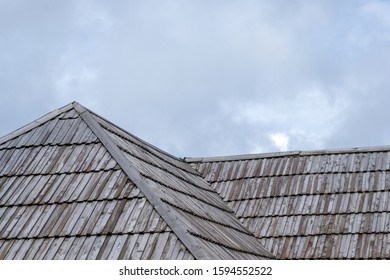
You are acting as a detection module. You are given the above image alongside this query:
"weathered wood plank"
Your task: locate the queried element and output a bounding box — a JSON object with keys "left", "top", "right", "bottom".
{"left": 60, "top": 119, "right": 83, "bottom": 145}
{"left": 101, "top": 199, "right": 128, "bottom": 234}
{"left": 85, "top": 171, "right": 113, "bottom": 201}
{"left": 118, "top": 234, "right": 139, "bottom": 259}
{"left": 134, "top": 201, "right": 155, "bottom": 233}
{"left": 33, "top": 238, "right": 55, "bottom": 259}
{"left": 11, "top": 239, "right": 33, "bottom": 260}
{"left": 4, "top": 239, "right": 24, "bottom": 260}
{"left": 53, "top": 237, "right": 76, "bottom": 260}
{"left": 125, "top": 198, "right": 147, "bottom": 232}
{"left": 0, "top": 206, "right": 28, "bottom": 239}
{"left": 97, "top": 235, "right": 118, "bottom": 259}
{"left": 43, "top": 237, "right": 65, "bottom": 260}
{"left": 64, "top": 236, "right": 86, "bottom": 260}
{"left": 86, "top": 235, "right": 106, "bottom": 260}
{"left": 148, "top": 231, "right": 170, "bottom": 259}
{"left": 50, "top": 203, "right": 79, "bottom": 237}
{"left": 131, "top": 234, "right": 151, "bottom": 259}
{"left": 80, "top": 201, "right": 106, "bottom": 235}
{"left": 107, "top": 235, "right": 128, "bottom": 259}
{"left": 76, "top": 235, "right": 97, "bottom": 260}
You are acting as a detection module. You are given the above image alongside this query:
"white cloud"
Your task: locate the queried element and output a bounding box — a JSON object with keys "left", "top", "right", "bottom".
{"left": 269, "top": 132, "right": 289, "bottom": 151}
{"left": 2, "top": 1, "right": 390, "bottom": 156}
{"left": 362, "top": 1, "right": 390, "bottom": 27}
{"left": 227, "top": 84, "right": 350, "bottom": 151}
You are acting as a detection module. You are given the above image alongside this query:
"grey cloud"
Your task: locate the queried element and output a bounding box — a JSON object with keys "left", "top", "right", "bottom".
{"left": 1, "top": 0, "right": 390, "bottom": 157}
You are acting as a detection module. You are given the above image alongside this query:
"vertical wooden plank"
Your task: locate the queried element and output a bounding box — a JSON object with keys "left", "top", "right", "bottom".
{"left": 11, "top": 128, "right": 36, "bottom": 148}
{"left": 107, "top": 235, "right": 128, "bottom": 259}
{"left": 12, "top": 239, "right": 34, "bottom": 260}
{"left": 131, "top": 234, "right": 151, "bottom": 259}
{"left": 53, "top": 237, "right": 76, "bottom": 260}
{"left": 76, "top": 171, "right": 103, "bottom": 201}
{"left": 303, "top": 235, "right": 317, "bottom": 259}
{"left": 98, "top": 170, "right": 122, "bottom": 199}
{"left": 15, "top": 147, "right": 43, "bottom": 176}
{"left": 124, "top": 198, "right": 147, "bottom": 233}
{"left": 64, "top": 237, "right": 86, "bottom": 260}
{"left": 0, "top": 177, "right": 20, "bottom": 205}
{"left": 148, "top": 232, "right": 170, "bottom": 259}
{"left": 91, "top": 201, "right": 118, "bottom": 234}
{"left": 77, "top": 121, "right": 96, "bottom": 143}
{"left": 79, "top": 201, "right": 105, "bottom": 235}
{"left": 66, "top": 118, "right": 86, "bottom": 144}
{"left": 50, "top": 203, "right": 79, "bottom": 237}
{"left": 159, "top": 233, "right": 177, "bottom": 259}
{"left": 76, "top": 236, "right": 97, "bottom": 260}
{"left": 40, "top": 146, "right": 66, "bottom": 174}
{"left": 44, "top": 117, "right": 68, "bottom": 144}
{"left": 3, "top": 239, "right": 24, "bottom": 260}
{"left": 0, "top": 206, "right": 29, "bottom": 239}
{"left": 33, "top": 238, "right": 56, "bottom": 260}
{"left": 97, "top": 235, "right": 118, "bottom": 260}
{"left": 3, "top": 148, "right": 31, "bottom": 176}
{"left": 102, "top": 199, "right": 128, "bottom": 234}
{"left": 22, "top": 238, "right": 45, "bottom": 260}
{"left": 60, "top": 119, "right": 83, "bottom": 145}
{"left": 0, "top": 149, "right": 18, "bottom": 174}
{"left": 43, "top": 237, "right": 65, "bottom": 260}
{"left": 4, "top": 176, "right": 33, "bottom": 206}
{"left": 56, "top": 174, "right": 84, "bottom": 203}
{"left": 86, "top": 235, "right": 107, "bottom": 260}
{"left": 86, "top": 170, "right": 113, "bottom": 200}
{"left": 85, "top": 144, "right": 110, "bottom": 171}
{"left": 118, "top": 234, "right": 139, "bottom": 259}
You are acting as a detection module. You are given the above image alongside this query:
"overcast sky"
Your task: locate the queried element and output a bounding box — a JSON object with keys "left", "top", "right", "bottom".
{"left": 1, "top": 0, "right": 390, "bottom": 157}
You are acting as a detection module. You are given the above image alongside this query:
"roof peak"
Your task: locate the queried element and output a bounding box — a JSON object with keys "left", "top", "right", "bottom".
{"left": 0, "top": 101, "right": 275, "bottom": 259}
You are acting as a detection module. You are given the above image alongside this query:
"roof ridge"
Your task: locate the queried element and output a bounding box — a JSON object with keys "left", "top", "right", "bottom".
{"left": 73, "top": 102, "right": 185, "bottom": 163}
{"left": 75, "top": 106, "right": 210, "bottom": 260}
{"left": 0, "top": 101, "right": 275, "bottom": 259}
{"left": 185, "top": 145, "right": 390, "bottom": 162}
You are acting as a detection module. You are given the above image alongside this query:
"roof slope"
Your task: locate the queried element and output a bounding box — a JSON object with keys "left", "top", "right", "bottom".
{"left": 186, "top": 149, "right": 390, "bottom": 259}
{"left": 0, "top": 102, "right": 274, "bottom": 260}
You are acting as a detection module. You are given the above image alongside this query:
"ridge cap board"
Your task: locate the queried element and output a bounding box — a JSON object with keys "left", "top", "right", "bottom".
{"left": 73, "top": 102, "right": 184, "bottom": 163}
{"left": 78, "top": 109, "right": 209, "bottom": 260}
{"left": 185, "top": 145, "right": 390, "bottom": 163}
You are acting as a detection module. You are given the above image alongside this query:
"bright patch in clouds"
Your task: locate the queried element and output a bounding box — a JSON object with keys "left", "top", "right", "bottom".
{"left": 226, "top": 85, "right": 351, "bottom": 152}
{"left": 269, "top": 132, "right": 289, "bottom": 151}
{"left": 1, "top": 1, "right": 390, "bottom": 157}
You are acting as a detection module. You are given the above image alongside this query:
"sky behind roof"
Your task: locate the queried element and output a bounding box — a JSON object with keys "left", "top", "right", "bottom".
{"left": 1, "top": 0, "right": 390, "bottom": 157}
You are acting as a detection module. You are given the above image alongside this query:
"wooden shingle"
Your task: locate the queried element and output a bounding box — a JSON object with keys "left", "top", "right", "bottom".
{"left": 187, "top": 148, "right": 390, "bottom": 259}
{"left": 0, "top": 102, "right": 274, "bottom": 260}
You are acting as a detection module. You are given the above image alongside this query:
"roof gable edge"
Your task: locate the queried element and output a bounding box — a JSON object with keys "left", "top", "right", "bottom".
{"left": 0, "top": 102, "right": 76, "bottom": 145}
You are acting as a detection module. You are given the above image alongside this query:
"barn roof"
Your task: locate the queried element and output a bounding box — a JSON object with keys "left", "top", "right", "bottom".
{"left": 0, "top": 102, "right": 274, "bottom": 260}
{"left": 186, "top": 146, "right": 390, "bottom": 259}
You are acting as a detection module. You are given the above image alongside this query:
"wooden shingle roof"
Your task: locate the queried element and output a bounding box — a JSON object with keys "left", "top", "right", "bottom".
{"left": 186, "top": 148, "right": 390, "bottom": 259}
{"left": 0, "top": 102, "right": 274, "bottom": 260}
